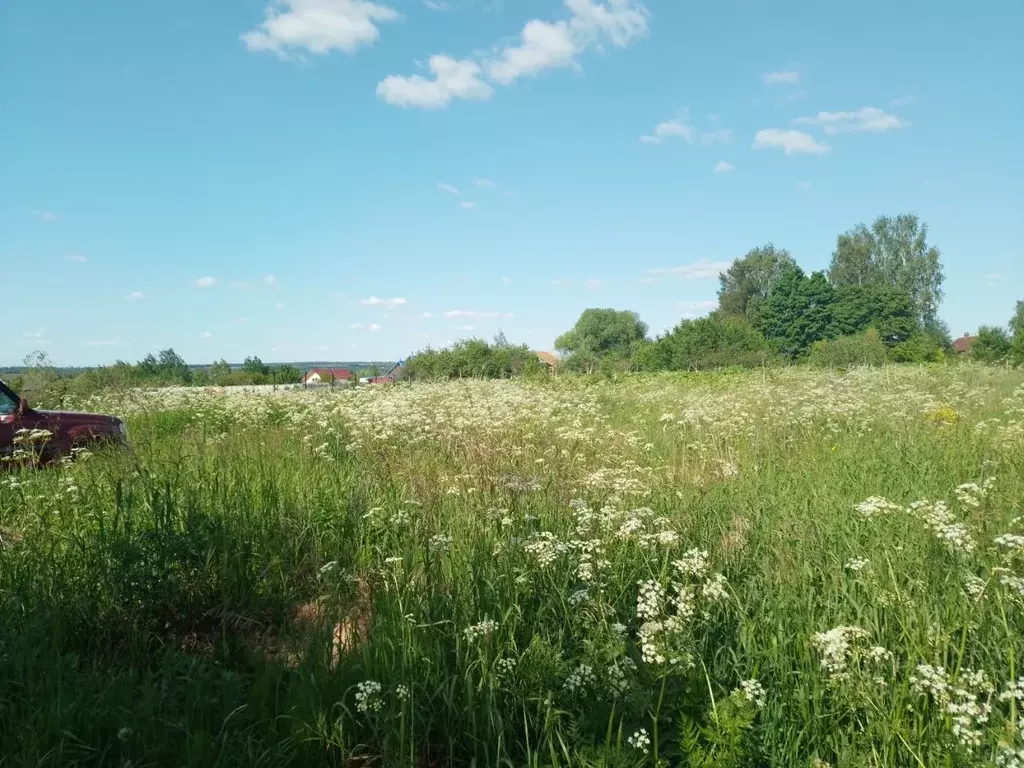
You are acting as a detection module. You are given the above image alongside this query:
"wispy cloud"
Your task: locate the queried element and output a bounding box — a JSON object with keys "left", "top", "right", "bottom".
{"left": 444, "top": 310, "right": 514, "bottom": 318}
{"left": 230, "top": 280, "right": 255, "bottom": 291}
{"left": 127, "top": 291, "right": 147, "bottom": 301}
{"left": 636, "top": 276, "right": 660, "bottom": 285}
{"left": 796, "top": 180, "right": 812, "bottom": 190}
{"left": 889, "top": 95, "right": 915, "bottom": 107}
{"left": 423, "top": 0, "right": 449, "bottom": 9}
{"left": 361, "top": 296, "right": 407, "bottom": 308}
{"left": 460, "top": 201, "right": 478, "bottom": 210}
{"left": 241, "top": 0, "right": 400, "bottom": 58}
{"left": 584, "top": 278, "right": 601, "bottom": 290}
{"left": 422, "top": 311, "right": 434, "bottom": 319}
{"left": 713, "top": 161, "right": 735, "bottom": 173}
{"left": 763, "top": 70, "right": 800, "bottom": 85}
{"left": 196, "top": 276, "right": 218, "bottom": 288}
{"left": 648, "top": 259, "right": 729, "bottom": 279}
{"left": 368, "top": 323, "right": 382, "bottom": 332}
{"left": 640, "top": 111, "right": 730, "bottom": 145}
{"left": 66, "top": 253, "right": 87, "bottom": 263}
{"left": 452, "top": 324, "right": 475, "bottom": 331}
{"left": 752, "top": 128, "right": 830, "bottom": 155}
{"left": 264, "top": 274, "right": 277, "bottom": 285}
{"left": 551, "top": 278, "right": 573, "bottom": 287}
{"left": 437, "top": 182, "right": 461, "bottom": 195}
{"left": 985, "top": 272, "right": 1002, "bottom": 285}
{"left": 677, "top": 299, "right": 718, "bottom": 317}
{"left": 501, "top": 276, "right": 513, "bottom": 284}
{"left": 793, "top": 107, "right": 908, "bottom": 134}
{"left": 31, "top": 209, "right": 60, "bottom": 221}
{"left": 378, "top": 0, "right": 649, "bottom": 109}
{"left": 474, "top": 178, "right": 497, "bottom": 188}
{"left": 84, "top": 339, "right": 130, "bottom": 347}
{"left": 200, "top": 331, "right": 214, "bottom": 339}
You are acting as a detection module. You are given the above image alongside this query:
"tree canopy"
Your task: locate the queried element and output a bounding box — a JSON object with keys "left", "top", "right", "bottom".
{"left": 555, "top": 309, "right": 648, "bottom": 372}
{"left": 717, "top": 244, "right": 797, "bottom": 326}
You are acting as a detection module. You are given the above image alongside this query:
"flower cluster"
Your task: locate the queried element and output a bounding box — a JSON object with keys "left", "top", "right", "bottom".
{"left": 810, "top": 625, "right": 869, "bottom": 680}
{"left": 463, "top": 619, "right": 498, "bottom": 643}
{"left": 355, "top": 680, "right": 383, "bottom": 714}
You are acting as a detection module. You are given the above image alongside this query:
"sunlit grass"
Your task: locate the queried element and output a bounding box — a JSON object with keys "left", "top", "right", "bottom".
{"left": 1, "top": 364, "right": 1023, "bottom": 766}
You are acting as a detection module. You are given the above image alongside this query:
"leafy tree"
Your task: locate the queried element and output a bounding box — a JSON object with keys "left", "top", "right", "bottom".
{"left": 759, "top": 264, "right": 835, "bottom": 358}
{"left": 717, "top": 244, "right": 797, "bottom": 326}
{"left": 1011, "top": 301, "right": 1024, "bottom": 363}
{"left": 242, "top": 356, "right": 270, "bottom": 377}
{"left": 555, "top": 309, "right": 648, "bottom": 369}
{"left": 209, "top": 359, "right": 232, "bottom": 385}
{"left": 829, "top": 214, "right": 944, "bottom": 327}
{"left": 157, "top": 348, "right": 191, "bottom": 382}
{"left": 831, "top": 283, "right": 918, "bottom": 344}
{"left": 273, "top": 364, "right": 302, "bottom": 384}
{"left": 971, "top": 326, "right": 1012, "bottom": 362}
{"left": 645, "top": 314, "right": 774, "bottom": 371}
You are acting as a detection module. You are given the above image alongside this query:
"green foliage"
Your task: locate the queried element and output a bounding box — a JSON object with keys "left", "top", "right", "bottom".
{"left": 972, "top": 325, "right": 1012, "bottom": 362}
{"left": 647, "top": 314, "right": 775, "bottom": 371}
{"left": 808, "top": 328, "right": 888, "bottom": 367}
{"left": 831, "top": 283, "right": 918, "bottom": 344}
{"left": 555, "top": 309, "right": 648, "bottom": 371}
{"left": 717, "top": 244, "right": 796, "bottom": 326}
{"left": 1011, "top": 301, "right": 1024, "bottom": 364}
{"left": 15, "top": 350, "right": 70, "bottom": 408}
{"left": 759, "top": 265, "right": 836, "bottom": 358}
{"left": 829, "top": 213, "right": 944, "bottom": 327}
{"left": 405, "top": 336, "right": 542, "bottom": 380}
{"left": 242, "top": 356, "right": 270, "bottom": 377}
{"left": 679, "top": 691, "right": 760, "bottom": 768}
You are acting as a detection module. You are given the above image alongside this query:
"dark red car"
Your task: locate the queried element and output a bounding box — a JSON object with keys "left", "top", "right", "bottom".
{"left": 0, "top": 378, "right": 127, "bottom": 463}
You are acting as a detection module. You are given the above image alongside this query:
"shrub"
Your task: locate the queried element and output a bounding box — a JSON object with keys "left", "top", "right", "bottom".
{"left": 808, "top": 328, "right": 887, "bottom": 367}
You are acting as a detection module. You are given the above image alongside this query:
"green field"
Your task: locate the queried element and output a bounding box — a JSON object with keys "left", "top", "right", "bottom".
{"left": 2, "top": 365, "right": 1024, "bottom": 767}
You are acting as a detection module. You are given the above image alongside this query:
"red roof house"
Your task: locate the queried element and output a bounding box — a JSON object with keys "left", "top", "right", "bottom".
{"left": 951, "top": 334, "right": 976, "bottom": 354}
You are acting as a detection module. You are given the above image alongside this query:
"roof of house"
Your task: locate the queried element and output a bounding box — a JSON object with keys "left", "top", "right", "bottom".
{"left": 952, "top": 334, "right": 976, "bottom": 353}
{"left": 533, "top": 351, "right": 558, "bottom": 368}
{"left": 305, "top": 368, "right": 353, "bottom": 380}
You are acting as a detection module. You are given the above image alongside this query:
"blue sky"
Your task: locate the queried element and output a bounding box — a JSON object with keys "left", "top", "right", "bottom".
{"left": 2, "top": 0, "right": 1022, "bottom": 366}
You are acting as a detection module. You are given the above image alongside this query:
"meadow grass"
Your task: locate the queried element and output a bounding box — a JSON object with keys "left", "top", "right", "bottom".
{"left": 1, "top": 364, "right": 1023, "bottom": 767}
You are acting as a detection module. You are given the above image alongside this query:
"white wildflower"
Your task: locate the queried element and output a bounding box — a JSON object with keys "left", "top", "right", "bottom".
{"left": 628, "top": 728, "right": 651, "bottom": 755}
{"left": 355, "top": 680, "right": 383, "bottom": 714}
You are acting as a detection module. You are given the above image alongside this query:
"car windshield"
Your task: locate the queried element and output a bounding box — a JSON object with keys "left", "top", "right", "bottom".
{"left": 0, "top": 387, "right": 16, "bottom": 416}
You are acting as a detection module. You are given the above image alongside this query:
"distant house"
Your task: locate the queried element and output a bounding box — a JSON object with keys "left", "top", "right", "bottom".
{"left": 368, "top": 360, "right": 405, "bottom": 384}
{"left": 952, "top": 334, "right": 976, "bottom": 354}
{"left": 302, "top": 368, "right": 353, "bottom": 386}
{"left": 533, "top": 351, "right": 558, "bottom": 370}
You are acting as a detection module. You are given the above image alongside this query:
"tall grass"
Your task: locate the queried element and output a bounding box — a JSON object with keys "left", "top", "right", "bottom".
{"left": 1, "top": 365, "right": 1023, "bottom": 767}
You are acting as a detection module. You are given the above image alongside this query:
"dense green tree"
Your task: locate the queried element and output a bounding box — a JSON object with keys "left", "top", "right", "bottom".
{"left": 208, "top": 359, "right": 232, "bottom": 385}
{"left": 555, "top": 309, "right": 648, "bottom": 368}
{"left": 759, "top": 264, "right": 836, "bottom": 358}
{"left": 644, "top": 314, "right": 774, "bottom": 371}
{"left": 717, "top": 244, "right": 797, "bottom": 326}
{"left": 1011, "top": 301, "right": 1024, "bottom": 363}
{"left": 157, "top": 348, "right": 191, "bottom": 382}
{"left": 831, "top": 283, "right": 918, "bottom": 344}
{"left": 971, "top": 326, "right": 1012, "bottom": 362}
{"left": 273, "top": 364, "right": 303, "bottom": 384}
{"left": 829, "top": 214, "right": 944, "bottom": 327}
{"left": 242, "top": 356, "right": 270, "bottom": 377}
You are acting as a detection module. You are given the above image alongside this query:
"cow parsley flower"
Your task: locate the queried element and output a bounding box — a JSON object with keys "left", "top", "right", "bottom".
{"left": 627, "top": 728, "right": 651, "bottom": 754}
{"left": 355, "top": 680, "right": 383, "bottom": 714}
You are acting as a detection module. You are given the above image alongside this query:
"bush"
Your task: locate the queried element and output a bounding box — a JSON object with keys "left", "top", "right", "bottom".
{"left": 808, "top": 328, "right": 888, "bottom": 367}
{"left": 652, "top": 314, "right": 776, "bottom": 371}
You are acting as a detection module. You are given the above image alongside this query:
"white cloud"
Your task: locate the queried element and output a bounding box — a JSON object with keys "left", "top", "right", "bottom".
{"left": 501, "top": 276, "right": 512, "bottom": 284}
{"left": 360, "top": 296, "right": 407, "bottom": 308}
{"left": 31, "top": 209, "right": 60, "bottom": 221}
{"left": 200, "top": 331, "right": 214, "bottom": 339}
{"left": 752, "top": 128, "right": 830, "bottom": 155}
{"left": 793, "top": 107, "right": 908, "bottom": 134}
{"left": 640, "top": 112, "right": 729, "bottom": 145}
{"left": 452, "top": 324, "right": 475, "bottom": 331}
{"left": 474, "top": 178, "right": 497, "bottom": 188}
{"left": 377, "top": 55, "right": 493, "bottom": 109}
{"left": 196, "top": 276, "right": 219, "bottom": 287}
{"left": 423, "top": 0, "right": 449, "bottom": 9}
{"left": 437, "top": 182, "right": 460, "bottom": 195}
{"left": 380, "top": 0, "right": 648, "bottom": 109}
{"left": 796, "top": 180, "right": 812, "bottom": 190}
{"left": 84, "top": 339, "right": 130, "bottom": 347}
{"left": 264, "top": 274, "right": 277, "bottom": 285}
{"left": 889, "top": 95, "right": 915, "bottom": 107}
{"left": 552, "top": 278, "right": 572, "bottom": 287}
{"left": 648, "top": 259, "right": 729, "bottom": 279}
{"left": 22, "top": 328, "right": 46, "bottom": 340}
{"left": 127, "top": 291, "right": 147, "bottom": 301}
{"left": 460, "top": 201, "right": 478, "bottom": 209}
{"left": 713, "top": 161, "right": 734, "bottom": 173}
{"left": 368, "top": 323, "right": 382, "bottom": 331}
{"left": 444, "top": 310, "right": 514, "bottom": 318}
{"left": 241, "top": 0, "right": 400, "bottom": 58}
{"left": 584, "top": 278, "right": 601, "bottom": 290}
{"left": 985, "top": 272, "right": 1002, "bottom": 285}
{"left": 66, "top": 253, "right": 87, "bottom": 263}
{"left": 422, "top": 311, "right": 434, "bottom": 319}
{"left": 763, "top": 70, "right": 800, "bottom": 85}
